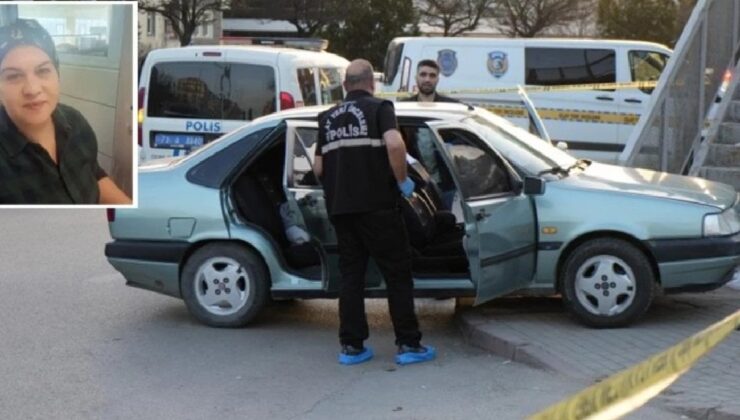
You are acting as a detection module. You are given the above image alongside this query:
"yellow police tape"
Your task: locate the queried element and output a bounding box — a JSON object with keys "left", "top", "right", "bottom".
{"left": 481, "top": 105, "right": 641, "bottom": 125}
{"left": 529, "top": 309, "right": 740, "bottom": 420}
{"left": 378, "top": 81, "right": 656, "bottom": 125}
{"left": 376, "top": 80, "right": 659, "bottom": 98}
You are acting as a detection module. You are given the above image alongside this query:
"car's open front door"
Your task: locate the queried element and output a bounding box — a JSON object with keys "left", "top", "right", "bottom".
{"left": 423, "top": 121, "right": 537, "bottom": 304}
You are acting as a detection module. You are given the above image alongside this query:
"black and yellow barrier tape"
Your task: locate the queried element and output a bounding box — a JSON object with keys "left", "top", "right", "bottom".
{"left": 529, "top": 309, "right": 740, "bottom": 420}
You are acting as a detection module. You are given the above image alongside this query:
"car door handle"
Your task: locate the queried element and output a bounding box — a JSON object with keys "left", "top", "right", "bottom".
{"left": 475, "top": 209, "right": 491, "bottom": 222}
{"left": 595, "top": 96, "right": 614, "bottom": 101}
{"left": 299, "top": 196, "right": 317, "bottom": 207}
{"left": 624, "top": 98, "right": 642, "bottom": 104}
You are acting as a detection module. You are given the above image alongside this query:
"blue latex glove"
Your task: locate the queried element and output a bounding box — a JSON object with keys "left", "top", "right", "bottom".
{"left": 398, "top": 177, "right": 415, "bottom": 198}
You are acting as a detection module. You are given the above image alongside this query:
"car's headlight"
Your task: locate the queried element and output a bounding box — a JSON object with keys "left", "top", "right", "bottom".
{"left": 704, "top": 206, "right": 740, "bottom": 236}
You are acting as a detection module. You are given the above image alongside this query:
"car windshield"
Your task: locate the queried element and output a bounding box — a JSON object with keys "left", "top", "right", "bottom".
{"left": 466, "top": 110, "right": 576, "bottom": 176}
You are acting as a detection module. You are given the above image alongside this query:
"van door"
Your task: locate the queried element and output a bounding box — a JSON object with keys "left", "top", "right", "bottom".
{"left": 524, "top": 47, "right": 621, "bottom": 163}
{"left": 142, "top": 53, "right": 277, "bottom": 161}
{"left": 616, "top": 48, "right": 670, "bottom": 144}
{"left": 425, "top": 121, "right": 537, "bottom": 303}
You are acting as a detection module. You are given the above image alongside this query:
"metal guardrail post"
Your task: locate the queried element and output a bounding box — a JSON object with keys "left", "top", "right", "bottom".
{"left": 618, "top": 0, "right": 710, "bottom": 167}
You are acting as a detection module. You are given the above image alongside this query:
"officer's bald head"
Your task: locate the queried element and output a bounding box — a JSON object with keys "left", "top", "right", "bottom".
{"left": 344, "top": 59, "right": 375, "bottom": 93}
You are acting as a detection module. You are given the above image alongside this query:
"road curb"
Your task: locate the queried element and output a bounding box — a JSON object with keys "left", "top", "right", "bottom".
{"left": 455, "top": 310, "right": 588, "bottom": 380}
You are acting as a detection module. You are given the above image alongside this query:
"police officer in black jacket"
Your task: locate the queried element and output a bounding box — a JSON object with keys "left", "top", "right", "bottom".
{"left": 314, "top": 59, "right": 436, "bottom": 366}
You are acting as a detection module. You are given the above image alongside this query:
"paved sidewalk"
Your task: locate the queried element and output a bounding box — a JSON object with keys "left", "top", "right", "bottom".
{"left": 457, "top": 287, "right": 740, "bottom": 419}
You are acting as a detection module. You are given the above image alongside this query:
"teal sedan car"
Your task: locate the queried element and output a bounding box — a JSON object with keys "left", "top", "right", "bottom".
{"left": 106, "top": 103, "right": 740, "bottom": 328}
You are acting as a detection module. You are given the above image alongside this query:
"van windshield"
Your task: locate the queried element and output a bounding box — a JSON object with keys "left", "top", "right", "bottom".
{"left": 383, "top": 41, "right": 404, "bottom": 86}
{"left": 148, "top": 62, "right": 277, "bottom": 120}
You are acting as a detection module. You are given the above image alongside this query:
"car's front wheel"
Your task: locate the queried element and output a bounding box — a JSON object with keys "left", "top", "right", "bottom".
{"left": 181, "top": 243, "right": 269, "bottom": 327}
{"left": 560, "top": 238, "right": 655, "bottom": 328}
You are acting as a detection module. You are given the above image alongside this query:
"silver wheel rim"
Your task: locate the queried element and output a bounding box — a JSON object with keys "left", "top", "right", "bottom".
{"left": 194, "top": 256, "right": 250, "bottom": 316}
{"left": 574, "top": 255, "right": 636, "bottom": 317}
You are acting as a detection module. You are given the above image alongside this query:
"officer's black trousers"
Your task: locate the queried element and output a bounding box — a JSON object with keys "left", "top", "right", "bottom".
{"left": 331, "top": 207, "right": 422, "bottom": 349}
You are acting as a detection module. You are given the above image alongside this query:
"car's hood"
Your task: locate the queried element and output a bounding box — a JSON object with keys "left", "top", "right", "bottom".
{"left": 561, "top": 162, "right": 737, "bottom": 210}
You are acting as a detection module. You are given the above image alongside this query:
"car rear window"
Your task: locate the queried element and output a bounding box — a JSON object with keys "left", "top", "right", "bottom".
{"left": 525, "top": 48, "right": 616, "bottom": 86}
{"left": 147, "top": 62, "right": 277, "bottom": 120}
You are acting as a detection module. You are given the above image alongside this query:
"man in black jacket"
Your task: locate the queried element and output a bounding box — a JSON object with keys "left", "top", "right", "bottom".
{"left": 401, "top": 59, "right": 460, "bottom": 103}
{"left": 314, "top": 59, "right": 436, "bottom": 366}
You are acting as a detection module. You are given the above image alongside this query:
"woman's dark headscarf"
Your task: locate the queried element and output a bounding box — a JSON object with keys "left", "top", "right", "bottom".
{"left": 0, "top": 19, "right": 59, "bottom": 70}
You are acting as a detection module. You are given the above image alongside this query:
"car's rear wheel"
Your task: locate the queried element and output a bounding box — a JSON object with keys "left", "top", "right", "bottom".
{"left": 181, "top": 243, "right": 268, "bottom": 327}
{"left": 560, "top": 238, "right": 655, "bottom": 328}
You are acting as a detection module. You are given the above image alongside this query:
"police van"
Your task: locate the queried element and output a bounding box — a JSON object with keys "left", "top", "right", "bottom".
{"left": 380, "top": 37, "right": 672, "bottom": 162}
{"left": 138, "top": 42, "right": 349, "bottom": 161}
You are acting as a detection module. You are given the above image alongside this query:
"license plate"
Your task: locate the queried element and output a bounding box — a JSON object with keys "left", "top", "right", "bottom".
{"left": 153, "top": 133, "right": 204, "bottom": 149}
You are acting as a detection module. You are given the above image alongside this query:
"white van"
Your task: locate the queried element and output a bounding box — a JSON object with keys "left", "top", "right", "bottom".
{"left": 138, "top": 45, "right": 349, "bottom": 161}
{"left": 380, "top": 37, "right": 672, "bottom": 163}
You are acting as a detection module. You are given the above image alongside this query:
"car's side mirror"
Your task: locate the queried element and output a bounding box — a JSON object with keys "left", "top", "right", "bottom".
{"left": 523, "top": 176, "right": 546, "bottom": 196}
{"left": 556, "top": 141, "right": 568, "bottom": 151}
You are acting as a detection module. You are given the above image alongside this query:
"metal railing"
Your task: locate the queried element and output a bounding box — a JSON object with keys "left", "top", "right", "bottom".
{"left": 619, "top": 0, "right": 740, "bottom": 172}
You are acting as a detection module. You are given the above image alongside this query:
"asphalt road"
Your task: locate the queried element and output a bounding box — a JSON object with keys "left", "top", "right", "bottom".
{"left": 0, "top": 209, "right": 680, "bottom": 419}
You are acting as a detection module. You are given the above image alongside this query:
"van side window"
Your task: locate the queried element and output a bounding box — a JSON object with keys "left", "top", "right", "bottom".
{"left": 148, "top": 62, "right": 276, "bottom": 121}
{"left": 297, "top": 68, "right": 318, "bottom": 106}
{"left": 629, "top": 51, "right": 668, "bottom": 94}
{"left": 438, "top": 128, "right": 512, "bottom": 200}
{"left": 319, "top": 68, "right": 344, "bottom": 105}
{"left": 525, "top": 48, "right": 616, "bottom": 87}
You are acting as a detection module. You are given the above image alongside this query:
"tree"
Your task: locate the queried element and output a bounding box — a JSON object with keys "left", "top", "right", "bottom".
{"left": 139, "top": 0, "right": 229, "bottom": 46}
{"left": 320, "top": 0, "right": 419, "bottom": 68}
{"left": 417, "top": 0, "right": 495, "bottom": 36}
{"left": 597, "top": 0, "right": 678, "bottom": 46}
{"left": 227, "top": 0, "right": 341, "bottom": 36}
{"left": 495, "top": 0, "right": 588, "bottom": 37}
{"left": 675, "top": 0, "right": 698, "bottom": 39}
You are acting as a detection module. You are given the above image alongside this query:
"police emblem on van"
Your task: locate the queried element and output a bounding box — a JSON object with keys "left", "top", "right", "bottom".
{"left": 437, "top": 49, "right": 457, "bottom": 77}
{"left": 487, "top": 51, "right": 508, "bottom": 78}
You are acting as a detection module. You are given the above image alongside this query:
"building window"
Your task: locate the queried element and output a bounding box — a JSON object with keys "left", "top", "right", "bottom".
{"left": 18, "top": 3, "right": 112, "bottom": 58}
{"left": 146, "top": 12, "right": 155, "bottom": 36}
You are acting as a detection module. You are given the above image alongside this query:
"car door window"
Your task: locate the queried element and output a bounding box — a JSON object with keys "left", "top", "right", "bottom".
{"left": 438, "top": 128, "right": 513, "bottom": 200}
{"left": 290, "top": 127, "right": 320, "bottom": 188}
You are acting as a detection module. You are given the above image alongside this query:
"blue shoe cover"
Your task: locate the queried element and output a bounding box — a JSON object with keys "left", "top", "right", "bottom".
{"left": 338, "top": 347, "right": 373, "bottom": 365}
{"left": 396, "top": 345, "right": 436, "bottom": 365}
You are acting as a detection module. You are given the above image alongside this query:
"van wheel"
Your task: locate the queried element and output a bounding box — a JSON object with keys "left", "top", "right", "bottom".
{"left": 560, "top": 238, "right": 654, "bottom": 328}
{"left": 181, "top": 243, "right": 269, "bottom": 327}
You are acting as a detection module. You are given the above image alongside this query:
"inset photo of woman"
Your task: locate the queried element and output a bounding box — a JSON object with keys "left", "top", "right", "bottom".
{"left": 0, "top": 2, "right": 134, "bottom": 206}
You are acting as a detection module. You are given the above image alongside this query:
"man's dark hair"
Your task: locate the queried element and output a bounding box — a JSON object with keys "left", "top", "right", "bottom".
{"left": 417, "top": 59, "right": 440, "bottom": 72}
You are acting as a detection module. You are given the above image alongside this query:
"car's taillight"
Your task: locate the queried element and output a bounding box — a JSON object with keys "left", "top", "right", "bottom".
{"left": 137, "top": 87, "right": 145, "bottom": 146}
{"left": 106, "top": 208, "right": 116, "bottom": 222}
{"left": 280, "top": 91, "right": 294, "bottom": 110}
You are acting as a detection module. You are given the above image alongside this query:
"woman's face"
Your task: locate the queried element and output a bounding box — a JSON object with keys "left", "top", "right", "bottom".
{"left": 0, "top": 45, "right": 59, "bottom": 129}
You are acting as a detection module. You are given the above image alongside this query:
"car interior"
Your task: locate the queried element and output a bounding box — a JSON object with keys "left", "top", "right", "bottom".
{"left": 228, "top": 123, "right": 471, "bottom": 280}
